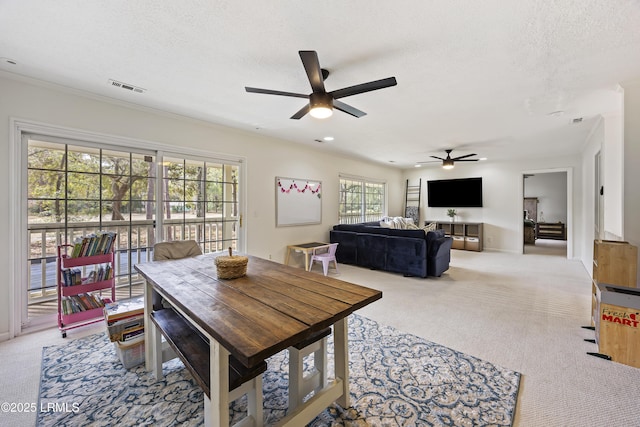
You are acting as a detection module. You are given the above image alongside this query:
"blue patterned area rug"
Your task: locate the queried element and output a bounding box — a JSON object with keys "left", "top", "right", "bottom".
{"left": 38, "top": 314, "right": 520, "bottom": 426}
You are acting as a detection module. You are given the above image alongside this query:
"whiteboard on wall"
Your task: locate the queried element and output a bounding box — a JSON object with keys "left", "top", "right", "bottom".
{"left": 276, "top": 177, "right": 322, "bottom": 227}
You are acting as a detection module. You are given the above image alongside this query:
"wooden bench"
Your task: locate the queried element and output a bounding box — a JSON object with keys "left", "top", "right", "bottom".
{"left": 150, "top": 308, "right": 266, "bottom": 426}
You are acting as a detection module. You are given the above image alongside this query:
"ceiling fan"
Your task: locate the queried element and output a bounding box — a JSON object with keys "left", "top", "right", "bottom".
{"left": 245, "top": 50, "right": 397, "bottom": 120}
{"left": 418, "top": 149, "right": 479, "bottom": 169}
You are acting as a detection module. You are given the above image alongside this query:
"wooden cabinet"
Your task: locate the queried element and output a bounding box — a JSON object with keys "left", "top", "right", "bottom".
{"left": 536, "top": 222, "right": 566, "bottom": 240}
{"left": 591, "top": 240, "right": 638, "bottom": 326}
{"left": 57, "top": 244, "right": 116, "bottom": 337}
{"left": 425, "top": 221, "right": 483, "bottom": 252}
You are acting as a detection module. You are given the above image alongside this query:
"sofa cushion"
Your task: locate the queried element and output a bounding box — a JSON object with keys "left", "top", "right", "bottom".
{"left": 389, "top": 228, "right": 426, "bottom": 239}
{"left": 386, "top": 237, "right": 428, "bottom": 277}
{"left": 424, "top": 229, "right": 452, "bottom": 276}
{"left": 330, "top": 230, "right": 358, "bottom": 264}
{"left": 333, "top": 223, "right": 391, "bottom": 235}
{"left": 362, "top": 221, "right": 381, "bottom": 227}
{"left": 362, "top": 226, "right": 390, "bottom": 236}
{"left": 426, "top": 229, "right": 446, "bottom": 240}
{"left": 423, "top": 222, "right": 437, "bottom": 232}
{"left": 355, "top": 233, "right": 387, "bottom": 270}
{"left": 333, "top": 224, "right": 367, "bottom": 232}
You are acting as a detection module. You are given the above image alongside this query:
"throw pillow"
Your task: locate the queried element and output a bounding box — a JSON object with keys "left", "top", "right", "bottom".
{"left": 422, "top": 222, "right": 437, "bottom": 232}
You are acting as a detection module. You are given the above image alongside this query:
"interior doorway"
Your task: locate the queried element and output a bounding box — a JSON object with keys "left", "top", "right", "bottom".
{"left": 522, "top": 170, "right": 569, "bottom": 257}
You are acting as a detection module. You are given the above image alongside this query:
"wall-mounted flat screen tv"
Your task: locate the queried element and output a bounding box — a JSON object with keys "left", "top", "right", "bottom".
{"left": 427, "top": 177, "right": 483, "bottom": 207}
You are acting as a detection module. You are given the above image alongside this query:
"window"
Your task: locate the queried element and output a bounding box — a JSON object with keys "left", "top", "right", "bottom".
{"left": 338, "top": 176, "right": 385, "bottom": 224}
{"left": 160, "top": 156, "right": 239, "bottom": 253}
{"left": 24, "top": 134, "right": 243, "bottom": 329}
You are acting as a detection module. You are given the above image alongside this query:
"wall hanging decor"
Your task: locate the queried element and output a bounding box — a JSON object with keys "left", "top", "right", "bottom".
{"left": 276, "top": 176, "right": 322, "bottom": 227}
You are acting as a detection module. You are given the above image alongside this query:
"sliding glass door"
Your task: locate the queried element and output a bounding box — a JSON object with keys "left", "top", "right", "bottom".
{"left": 23, "top": 134, "right": 243, "bottom": 330}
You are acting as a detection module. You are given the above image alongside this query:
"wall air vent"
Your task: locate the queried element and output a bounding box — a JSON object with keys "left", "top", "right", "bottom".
{"left": 108, "top": 79, "right": 145, "bottom": 94}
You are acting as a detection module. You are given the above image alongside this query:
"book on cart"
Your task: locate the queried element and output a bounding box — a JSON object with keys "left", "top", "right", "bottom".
{"left": 61, "top": 294, "right": 109, "bottom": 314}
{"left": 70, "top": 231, "right": 117, "bottom": 258}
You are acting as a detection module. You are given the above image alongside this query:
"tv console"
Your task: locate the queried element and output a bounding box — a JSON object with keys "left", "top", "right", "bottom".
{"left": 425, "top": 220, "right": 483, "bottom": 252}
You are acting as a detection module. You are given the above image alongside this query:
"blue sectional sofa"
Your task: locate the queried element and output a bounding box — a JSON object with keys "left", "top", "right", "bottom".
{"left": 329, "top": 222, "right": 453, "bottom": 277}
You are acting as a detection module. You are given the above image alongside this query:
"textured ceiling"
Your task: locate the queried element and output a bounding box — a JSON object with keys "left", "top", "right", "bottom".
{"left": 1, "top": 1, "right": 639, "bottom": 168}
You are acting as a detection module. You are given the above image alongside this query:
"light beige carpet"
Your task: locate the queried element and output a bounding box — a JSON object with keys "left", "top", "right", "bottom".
{"left": 2, "top": 246, "right": 640, "bottom": 426}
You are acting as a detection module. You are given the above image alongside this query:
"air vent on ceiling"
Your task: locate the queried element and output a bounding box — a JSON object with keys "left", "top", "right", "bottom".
{"left": 572, "top": 117, "right": 583, "bottom": 124}
{"left": 108, "top": 79, "right": 145, "bottom": 94}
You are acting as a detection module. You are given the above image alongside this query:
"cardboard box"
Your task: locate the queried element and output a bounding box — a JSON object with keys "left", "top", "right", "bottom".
{"left": 595, "top": 282, "right": 640, "bottom": 368}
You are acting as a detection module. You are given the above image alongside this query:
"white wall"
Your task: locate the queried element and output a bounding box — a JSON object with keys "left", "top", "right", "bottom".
{"left": 524, "top": 172, "right": 567, "bottom": 223}
{"left": 602, "top": 110, "right": 625, "bottom": 239}
{"left": 580, "top": 116, "right": 603, "bottom": 273}
{"left": 621, "top": 79, "right": 640, "bottom": 286}
{"left": 404, "top": 156, "right": 583, "bottom": 254}
{"left": 579, "top": 89, "right": 636, "bottom": 284}
{"left": 0, "top": 73, "right": 404, "bottom": 338}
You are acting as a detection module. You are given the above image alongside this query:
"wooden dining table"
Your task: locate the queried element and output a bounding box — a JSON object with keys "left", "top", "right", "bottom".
{"left": 134, "top": 253, "right": 382, "bottom": 427}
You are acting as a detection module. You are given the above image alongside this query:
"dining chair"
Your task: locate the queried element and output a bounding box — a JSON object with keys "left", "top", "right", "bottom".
{"left": 153, "top": 239, "right": 202, "bottom": 261}
{"left": 152, "top": 240, "right": 203, "bottom": 310}
{"left": 308, "top": 243, "right": 339, "bottom": 276}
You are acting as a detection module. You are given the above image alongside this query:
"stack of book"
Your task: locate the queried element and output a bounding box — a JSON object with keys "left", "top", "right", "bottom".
{"left": 104, "top": 295, "right": 144, "bottom": 343}
{"left": 61, "top": 264, "right": 113, "bottom": 286}
{"left": 70, "top": 231, "right": 117, "bottom": 258}
{"left": 61, "top": 293, "right": 109, "bottom": 314}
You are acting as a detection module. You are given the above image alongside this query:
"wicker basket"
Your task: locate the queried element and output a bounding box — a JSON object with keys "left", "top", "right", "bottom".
{"left": 215, "top": 248, "right": 248, "bottom": 279}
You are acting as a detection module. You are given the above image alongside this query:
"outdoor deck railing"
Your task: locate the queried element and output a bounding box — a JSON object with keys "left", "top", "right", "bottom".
{"left": 27, "top": 218, "right": 237, "bottom": 305}
{"left": 339, "top": 214, "right": 384, "bottom": 224}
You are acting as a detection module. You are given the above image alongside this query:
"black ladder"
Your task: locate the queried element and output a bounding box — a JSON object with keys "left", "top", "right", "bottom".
{"left": 405, "top": 179, "right": 421, "bottom": 225}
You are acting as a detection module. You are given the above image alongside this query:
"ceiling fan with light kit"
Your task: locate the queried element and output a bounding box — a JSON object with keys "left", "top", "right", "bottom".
{"left": 417, "top": 149, "right": 479, "bottom": 169}
{"left": 245, "top": 50, "right": 397, "bottom": 120}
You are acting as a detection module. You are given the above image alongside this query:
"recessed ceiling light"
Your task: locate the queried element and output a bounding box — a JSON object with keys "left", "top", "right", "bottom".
{"left": 414, "top": 164, "right": 422, "bottom": 168}
{"left": 479, "top": 157, "right": 488, "bottom": 161}
{"left": 548, "top": 110, "right": 565, "bottom": 117}
{"left": 323, "top": 136, "right": 334, "bottom": 141}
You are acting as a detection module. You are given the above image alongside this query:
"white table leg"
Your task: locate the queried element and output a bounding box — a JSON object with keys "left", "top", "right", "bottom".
{"left": 333, "top": 317, "right": 350, "bottom": 408}
{"left": 144, "top": 283, "right": 168, "bottom": 378}
{"left": 206, "top": 337, "right": 230, "bottom": 427}
{"left": 144, "top": 280, "right": 158, "bottom": 373}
